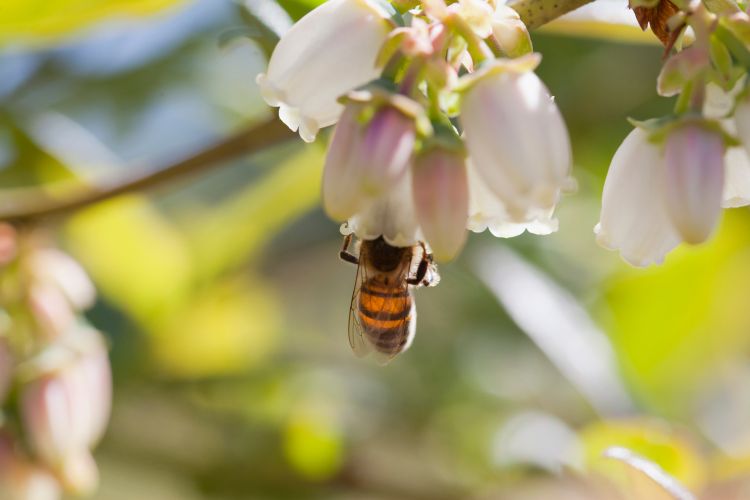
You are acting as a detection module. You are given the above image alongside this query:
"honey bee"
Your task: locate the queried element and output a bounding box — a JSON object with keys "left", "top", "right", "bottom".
{"left": 340, "top": 234, "right": 439, "bottom": 363}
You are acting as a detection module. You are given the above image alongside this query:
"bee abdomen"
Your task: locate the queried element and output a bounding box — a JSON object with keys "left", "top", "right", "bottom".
{"left": 357, "top": 284, "right": 414, "bottom": 355}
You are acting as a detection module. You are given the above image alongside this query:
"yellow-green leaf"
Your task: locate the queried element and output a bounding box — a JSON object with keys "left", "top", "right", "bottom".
{"left": 0, "top": 0, "right": 188, "bottom": 46}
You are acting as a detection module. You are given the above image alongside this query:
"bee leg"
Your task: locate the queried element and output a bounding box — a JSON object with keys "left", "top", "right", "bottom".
{"left": 407, "top": 257, "right": 429, "bottom": 286}
{"left": 410, "top": 242, "right": 436, "bottom": 287}
{"left": 339, "top": 234, "right": 359, "bottom": 265}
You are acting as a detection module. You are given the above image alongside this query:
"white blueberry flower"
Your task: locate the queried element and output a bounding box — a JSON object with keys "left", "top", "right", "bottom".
{"left": 256, "top": 0, "right": 393, "bottom": 142}
{"left": 595, "top": 124, "right": 728, "bottom": 267}
{"left": 412, "top": 146, "right": 469, "bottom": 261}
{"left": 459, "top": 54, "right": 573, "bottom": 224}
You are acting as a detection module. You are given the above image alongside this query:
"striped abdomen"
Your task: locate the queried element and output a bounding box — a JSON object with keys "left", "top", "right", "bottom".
{"left": 358, "top": 280, "right": 416, "bottom": 356}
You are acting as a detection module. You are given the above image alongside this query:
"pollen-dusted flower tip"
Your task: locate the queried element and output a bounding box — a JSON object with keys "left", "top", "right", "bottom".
{"left": 460, "top": 59, "right": 572, "bottom": 223}
{"left": 255, "top": 0, "right": 393, "bottom": 142}
{"left": 412, "top": 147, "right": 469, "bottom": 262}
{"left": 20, "top": 328, "right": 111, "bottom": 491}
{"left": 323, "top": 99, "right": 419, "bottom": 221}
{"left": 595, "top": 128, "right": 680, "bottom": 267}
{"left": 663, "top": 124, "right": 726, "bottom": 244}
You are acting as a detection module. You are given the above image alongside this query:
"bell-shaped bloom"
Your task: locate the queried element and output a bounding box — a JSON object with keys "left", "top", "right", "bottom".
{"left": 663, "top": 124, "right": 725, "bottom": 244}
{"left": 256, "top": 0, "right": 393, "bottom": 142}
{"left": 459, "top": 56, "right": 572, "bottom": 222}
{"left": 21, "top": 328, "right": 111, "bottom": 495}
{"left": 596, "top": 128, "right": 682, "bottom": 266}
{"left": 412, "top": 147, "right": 469, "bottom": 261}
{"left": 323, "top": 98, "right": 419, "bottom": 221}
{"left": 466, "top": 161, "right": 559, "bottom": 237}
{"left": 0, "top": 434, "right": 60, "bottom": 500}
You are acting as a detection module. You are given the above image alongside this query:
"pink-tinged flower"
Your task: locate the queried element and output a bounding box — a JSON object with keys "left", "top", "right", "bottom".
{"left": 663, "top": 124, "right": 725, "bottom": 244}
{"left": 323, "top": 96, "right": 422, "bottom": 221}
{"left": 412, "top": 147, "right": 469, "bottom": 261}
{"left": 595, "top": 128, "right": 682, "bottom": 267}
{"left": 20, "top": 328, "right": 111, "bottom": 495}
{"left": 256, "top": 0, "right": 393, "bottom": 142}
{"left": 0, "top": 434, "right": 60, "bottom": 500}
{"left": 459, "top": 55, "right": 572, "bottom": 223}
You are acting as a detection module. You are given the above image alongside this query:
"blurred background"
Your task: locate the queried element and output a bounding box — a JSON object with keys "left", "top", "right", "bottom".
{"left": 2, "top": 1, "right": 750, "bottom": 498}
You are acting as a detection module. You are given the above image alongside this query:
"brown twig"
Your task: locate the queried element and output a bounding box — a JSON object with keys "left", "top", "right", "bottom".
{"left": 0, "top": 117, "right": 294, "bottom": 224}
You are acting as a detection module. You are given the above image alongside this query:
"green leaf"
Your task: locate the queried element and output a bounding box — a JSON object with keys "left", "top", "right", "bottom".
{"left": 64, "top": 195, "right": 193, "bottom": 325}
{"left": 0, "top": 0, "right": 188, "bottom": 46}
{"left": 581, "top": 420, "right": 707, "bottom": 494}
{"left": 185, "top": 144, "right": 324, "bottom": 281}
{"left": 598, "top": 211, "right": 750, "bottom": 416}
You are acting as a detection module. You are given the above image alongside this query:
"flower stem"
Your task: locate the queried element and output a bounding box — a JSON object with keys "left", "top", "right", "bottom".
{"left": 0, "top": 118, "right": 294, "bottom": 224}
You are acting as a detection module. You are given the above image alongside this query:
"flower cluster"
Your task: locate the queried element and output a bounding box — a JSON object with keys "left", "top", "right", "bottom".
{"left": 0, "top": 224, "right": 111, "bottom": 499}
{"left": 257, "top": 0, "right": 573, "bottom": 261}
{"left": 596, "top": 0, "right": 750, "bottom": 266}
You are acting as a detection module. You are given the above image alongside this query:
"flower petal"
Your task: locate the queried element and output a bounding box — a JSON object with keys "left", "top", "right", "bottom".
{"left": 663, "top": 124, "right": 725, "bottom": 244}
{"left": 466, "top": 161, "right": 558, "bottom": 237}
{"left": 412, "top": 149, "right": 468, "bottom": 261}
{"left": 259, "top": 0, "right": 391, "bottom": 141}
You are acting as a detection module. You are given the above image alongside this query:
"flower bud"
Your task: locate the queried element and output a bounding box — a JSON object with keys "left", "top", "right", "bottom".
{"left": 30, "top": 249, "right": 96, "bottom": 312}
{"left": 256, "top": 0, "right": 393, "bottom": 142}
{"left": 412, "top": 147, "right": 468, "bottom": 262}
{"left": 323, "top": 102, "right": 417, "bottom": 221}
{"left": 657, "top": 47, "right": 709, "bottom": 97}
{"left": 359, "top": 106, "right": 416, "bottom": 196}
{"left": 0, "top": 435, "right": 60, "bottom": 500}
{"left": 322, "top": 104, "right": 369, "bottom": 221}
{"left": 460, "top": 59, "right": 572, "bottom": 222}
{"left": 20, "top": 329, "right": 111, "bottom": 489}
{"left": 490, "top": 5, "right": 532, "bottom": 58}
{"left": 662, "top": 124, "right": 725, "bottom": 244}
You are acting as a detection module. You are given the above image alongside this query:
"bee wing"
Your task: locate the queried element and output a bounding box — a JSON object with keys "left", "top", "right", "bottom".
{"left": 347, "top": 259, "right": 372, "bottom": 358}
